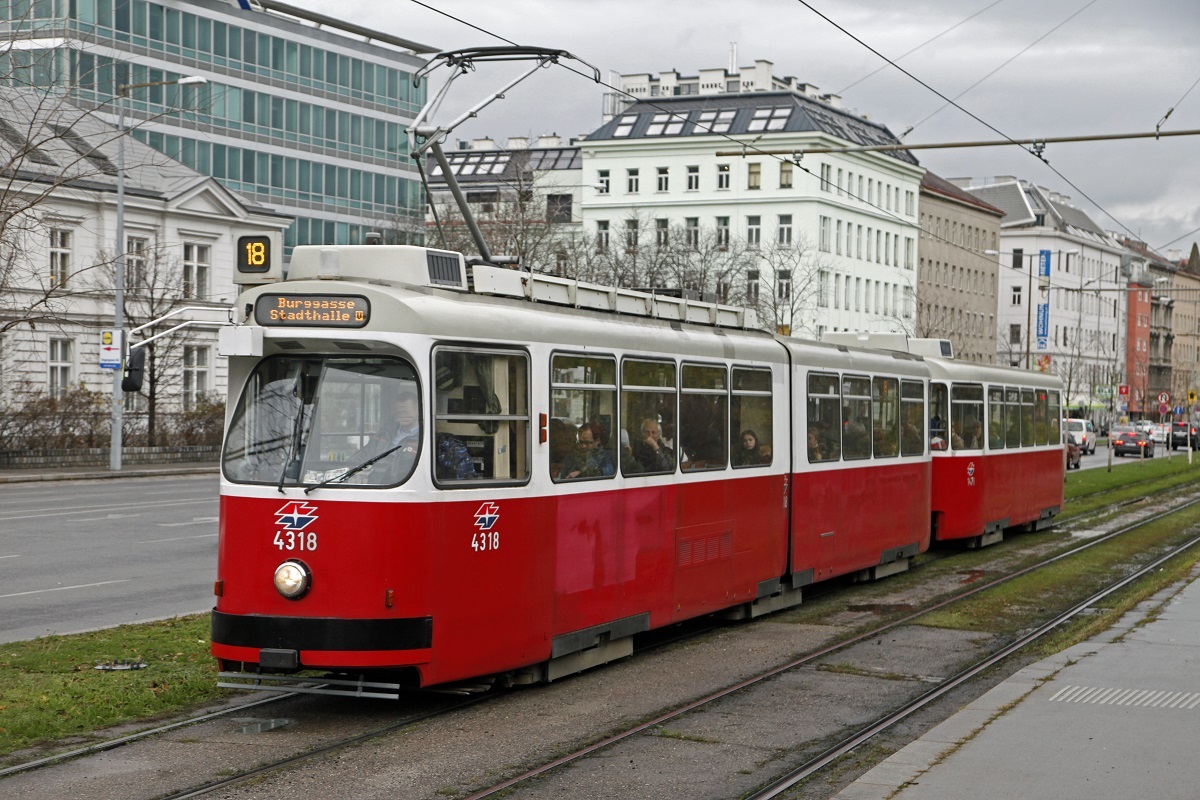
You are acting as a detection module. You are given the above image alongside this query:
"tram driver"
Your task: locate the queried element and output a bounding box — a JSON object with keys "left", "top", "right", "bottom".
{"left": 353, "top": 386, "right": 421, "bottom": 481}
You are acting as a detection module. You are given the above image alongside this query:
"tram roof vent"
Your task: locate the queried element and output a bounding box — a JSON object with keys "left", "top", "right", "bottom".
{"left": 820, "top": 332, "right": 954, "bottom": 359}
{"left": 470, "top": 265, "right": 759, "bottom": 330}
{"left": 287, "top": 246, "right": 469, "bottom": 291}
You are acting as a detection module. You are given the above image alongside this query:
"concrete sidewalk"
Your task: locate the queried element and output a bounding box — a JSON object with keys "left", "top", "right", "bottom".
{"left": 0, "top": 462, "right": 219, "bottom": 484}
{"left": 836, "top": 566, "right": 1200, "bottom": 799}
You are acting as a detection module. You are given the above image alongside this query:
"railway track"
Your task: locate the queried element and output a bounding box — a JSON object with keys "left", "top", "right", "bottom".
{"left": 5, "top": 488, "right": 1200, "bottom": 800}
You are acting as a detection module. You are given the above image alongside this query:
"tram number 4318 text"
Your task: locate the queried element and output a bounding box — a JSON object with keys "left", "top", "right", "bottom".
{"left": 471, "top": 531, "right": 500, "bottom": 552}
{"left": 275, "top": 531, "right": 318, "bottom": 551}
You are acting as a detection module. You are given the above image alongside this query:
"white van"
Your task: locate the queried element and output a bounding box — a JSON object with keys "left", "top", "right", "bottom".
{"left": 1064, "top": 419, "right": 1095, "bottom": 454}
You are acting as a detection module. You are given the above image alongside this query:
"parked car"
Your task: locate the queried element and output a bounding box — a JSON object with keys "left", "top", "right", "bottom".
{"left": 1171, "top": 421, "right": 1199, "bottom": 450}
{"left": 1135, "top": 419, "right": 1154, "bottom": 434}
{"left": 1064, "top": 419, "right": 1095, "bottom": 455}
{"left": 1150, "top": 423, "right": 1169, "bottom": 444}
{"left": 1066, "top": 433, "right": 1083, "bottom": 470}
{"left": 1111, "top": 425, "right": 1155, "bottom": 458}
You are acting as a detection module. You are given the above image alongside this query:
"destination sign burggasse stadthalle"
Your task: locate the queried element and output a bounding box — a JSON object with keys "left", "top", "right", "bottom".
{"left": 254, "top": 294, "right": 370, "bottom": 327}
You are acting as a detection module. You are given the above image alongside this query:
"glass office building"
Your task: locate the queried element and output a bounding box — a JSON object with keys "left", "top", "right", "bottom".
{"left": 0, "top": 0, "right": 434, "bottom": 249}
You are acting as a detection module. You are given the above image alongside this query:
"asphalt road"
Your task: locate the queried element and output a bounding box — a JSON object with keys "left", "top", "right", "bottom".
{"left": 0, "top": 474, "right": 218, "bottom": 643}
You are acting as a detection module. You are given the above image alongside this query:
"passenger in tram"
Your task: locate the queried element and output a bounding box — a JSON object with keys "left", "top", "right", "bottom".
{"left": 435, "top": 432, "right": 476, "bottom": 480}
{"left": 806, "top": 430, "right": 823, "bottom": 462}
{"left": 965, "top": 417, "right": 984, "bottom": 449}
{"left": 633, "top": 418, "right": 676, "bottom": 473}
{"left": 902, "top": 422, "right": 923, "bottom": 455}
{"left": 930, "top": 413, "right": 948, "bottom": 451}
{"left": 549, "top": 418, "right": 576, "bottom": 467}
{"left": 736, "top": 429, "right": 768, "bottom": 465}
{"left": 617, "top": 429, "right": 641, "bottom": 474}
{"left": 950, "top": 420, "right": 966, "bottom": 450}
{"left": 557, "top": 422, "right": 615, "bottom": 479}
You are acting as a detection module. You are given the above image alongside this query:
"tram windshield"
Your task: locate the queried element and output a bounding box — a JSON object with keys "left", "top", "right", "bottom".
{"left": 222, "top": 355, "right": 421, "bottom": 489}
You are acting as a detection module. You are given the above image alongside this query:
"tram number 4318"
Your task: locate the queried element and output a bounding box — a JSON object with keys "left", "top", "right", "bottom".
{"left": 471, "top": 531, "right": 500, "bottom": 552}
{"left": 275, "top": 531, "right": 318, "bottom": 551}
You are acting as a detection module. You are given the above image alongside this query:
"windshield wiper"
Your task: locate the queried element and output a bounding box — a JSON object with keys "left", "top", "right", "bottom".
{"left": 303, "top": 442, "right": 406, "bottom": 494}
{"left": 277, "top": 398, "right": 307, "bottom": 493}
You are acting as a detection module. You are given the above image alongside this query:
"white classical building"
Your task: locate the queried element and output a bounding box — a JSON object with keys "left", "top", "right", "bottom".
{"left": 0, "top": 90, "right": 289, "bottom": 417}
{"left": 957, "top": 177, "right": 1126, "bottom": 407}
{"left": 581, "top": 60, "right": 924, "bottom": 338}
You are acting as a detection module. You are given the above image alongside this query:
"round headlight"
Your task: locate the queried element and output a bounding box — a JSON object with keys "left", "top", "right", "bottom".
{"left": 274, "top": 560, "right": 311, "bottom": 600}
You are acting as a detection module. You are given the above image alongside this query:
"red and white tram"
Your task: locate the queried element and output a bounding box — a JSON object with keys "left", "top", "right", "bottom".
{"left": 209, "top": 243, "right": 1060, "bottom": 697}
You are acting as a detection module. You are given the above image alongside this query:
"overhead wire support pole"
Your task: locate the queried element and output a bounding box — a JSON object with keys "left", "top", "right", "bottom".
{"left": 714, "top": 127, "right": 1200, "bottom": 157}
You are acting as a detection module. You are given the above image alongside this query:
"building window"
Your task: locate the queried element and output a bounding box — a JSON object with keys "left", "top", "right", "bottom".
{"left": 778, "top": 214, "right": 792, "bottom": 247}
{"left": 1011, "top": 248, "right": 1024, "bottom": 270}
{"left": 686, "top": 165, "right": 699, "bottom": 190}
{"left": 747, "top": 216, "right": 761, "bottom": 249}
{"left": 656, "top": 166, "right": 669, "bottom": 192}
{"left": 626, "top": 168, "right": 639, "bottom": 193}
{"left": 905, "top": 190, "right": 915, "bottom": 215}
{"left": 182, "top": 345, "right": 210, "bottom": 410}
{"left": 747, "top": 162, "right": 761, "bottom": 190}
{"left": 818, "top": 216, "right": 831, "bottom": 252}
{"left": 125, "top": 235, "right": 149, "bottom": 293}
{"left": 49, "top": 228, "right": 71, "bottom": 288}
{"left": 596, "top": 220, "right": 610, "bottom": 252}
{"left": 1010, "top": 324, "right": 1022, "bottom": 345}
{"left": 777, "top": 269, "right": 792, "bottom": 302}
{"left": 597, "top": 170, "right": 610, "bottom": 194}
{"left": 1011, "top": 284, "right": 1022, "bottom": 306}
{"left": 717, "top": 163, "right": 730, "bottom": 190}
{"left": 780, "top": 160, "right": 793, "bottom": 189}
{"left": 183, "top": 243, "right": 210, "bottom": 300}
{"left": 685, "top": 217, "right": 699, "bottom": 250}
{"left": 746, "top": 270, "right": 760, "bottom": 304}
{"left": 820, "top": 163, "right": 832, "bottom": 191}
{"left": 905, "top": 237, "right": 914, "bottom": 269}
{"left": 716, "top": 216, "right": 730, "bottom": 249}
{"left": 625, "top": 219, "right": 639, "bottom": 250}
{"left": 835, "top": 220, "right": 843, "bottom": 255}
{"left": 546, "top": 194, "right": 572, "bottom": 223}
{"left": 818, "top": 270, "right": 830, "bottom": 307}
{"left": 646, "top": 112, "right": 684, "bottom": 136}
{"left": 49, "top": 338, "right": 72, "bottom": 398}
{"left": 655, "top": 218, "right": 669, "bottom": 248}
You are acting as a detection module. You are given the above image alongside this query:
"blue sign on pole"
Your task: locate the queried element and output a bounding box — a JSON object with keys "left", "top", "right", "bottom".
{"left": 1036, "top": 302, "right": 1049, "bottom": 338}
{"left": 1039, "top": 249, "right": 1051, "bottom": 279}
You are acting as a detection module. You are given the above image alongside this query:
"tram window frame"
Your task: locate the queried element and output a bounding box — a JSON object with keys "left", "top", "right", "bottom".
{"left": 1020, "top": 388, "right": 1036, "bottom": 447}
{"left": 1004, "top": 387, "right": 1021, "bottom": 447}
{"left": 1048, "top": 391, "right": 1062, "bottom": 443}
{"left": 900, "top": 379, "right": 925, "bottom": 456}
{"left": 732, "top": 366, "right": 773, "bottom": 468}
{"left": 930, "top": 382, "right": 949, "bottom": 450}
{"left": 432, "top": 346, "right": 531, "bottom": 487}
{"left": 680, "top": 363, "right": 729, "bottom": 472}
{"left": 807, "top": 372, "right": 841, "bottom": 463}
{"left": 1035, "top": 388, "right": 1050, "bottom": 444}
{"left": 549, "top": 352, "right": 618, "bottom": 483}
{"left": 872, "top": 377, "right": 900, "bottom": 458}
{"left": 621, "top": 358, "right": 678, "bottom": 476}
{"left": 988, "top": 387, "right": 1005, "bottom": 450}
{"left": 841, "top": 375, "right": 872, "bottom": 460}
{"left": 951, "top": 383, "right": 984, "bottom": 450}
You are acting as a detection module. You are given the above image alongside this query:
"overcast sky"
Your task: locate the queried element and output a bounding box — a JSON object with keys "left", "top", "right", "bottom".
{"left": 285, "top": 0, "right": 1200, "bottom": 257}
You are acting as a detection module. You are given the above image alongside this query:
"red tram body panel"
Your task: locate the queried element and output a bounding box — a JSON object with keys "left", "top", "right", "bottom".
{"left": 210, "top": 245, "right": 1064, "bottom": 695}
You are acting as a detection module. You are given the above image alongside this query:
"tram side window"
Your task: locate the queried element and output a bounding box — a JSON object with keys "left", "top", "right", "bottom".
{"left": 842, "top": 375, "right": 872, "bottom": 460}
{"left": 732, "top": 367, "right": 773, "bottom": 467}
{"left": 901, "top": 380, "right": 925, "bottom": 456}
{"left": 433, "top": 348, "right": 530, "bottom": 485}
{"left": 988, "top": 387, "right": 1005, "bottom": 450}
{"left": 1020, "top": 388, "right": 1035, "bottom": 447}
{"left": 1035, "top": 389, "right": 1050, "bottom": 444}
{"left": 680, "top": 364, "right": 728, "bottom": 471}
{"left": 622, "top": 359, "right": 677, "bottom": 476}
{"left": 1049, "top": 391, "right": 1062, "bottom": 443}
{"left": 807, "top": 373, "right": 840, "bottom": 463}
{"left": 951, "top": 384, "right": 984, "bottom": 450}
{"left": 873, "top": 377, "right": 899, "bottom": 458}
{"left": 1005, "top": 387, "right": 1021, "bottom": 447}
{"left": 550, "top": 354, "right": 617, "bottom": 482}
{"left": 930, "top": 383, "right": 949, "bottom": 450}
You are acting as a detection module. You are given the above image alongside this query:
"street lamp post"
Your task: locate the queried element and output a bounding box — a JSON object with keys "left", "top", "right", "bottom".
{"left": 110, "top": 75, "right": 207, "bottom": 471}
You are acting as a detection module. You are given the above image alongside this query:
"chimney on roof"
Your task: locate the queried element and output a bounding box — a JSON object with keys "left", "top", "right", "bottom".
{"left": 508, "top": 137, "right": 530, "bottom": 149}
{"left": 795, "top": 82, "right": 821, "bottom": 98}
{"left": 820, "top": 93, "right": 842, "bottom": 108}
{"left": 472, "top": 138, "right": 496, "bottom": 150}
{"left": 535, "top": 134, "right": 561, "bottom": 148}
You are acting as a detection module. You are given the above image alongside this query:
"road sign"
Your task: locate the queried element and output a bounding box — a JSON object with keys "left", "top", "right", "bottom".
{"left": 1158, "top": 391, "right": 1171, "bottom": 404}
{"left": 1190, "top": 390, "right": 1198, "bottom": 405}
{"left": 1095, "top": 385, "right": 1113, "bottom": 399}
{"left": 1119, "top": 384, "right": 1129, "bottom": 398}
{"left": 1159, "top": 402, "right": 1171, "bottom": 415}
{"left": 1175, "top": 405, "right": 1184, "bottom": 416}
{"left": 99, "top": 329, "right": 123, "bottom": 370}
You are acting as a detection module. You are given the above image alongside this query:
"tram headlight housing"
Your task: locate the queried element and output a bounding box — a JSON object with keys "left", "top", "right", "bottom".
{"left": 274, "top": 560, "right": 311, "bottom": 600}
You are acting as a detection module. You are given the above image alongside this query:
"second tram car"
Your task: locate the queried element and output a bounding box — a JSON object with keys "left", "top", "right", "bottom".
{"left": 209, "top": 244, "right": 1063, "bottom": 697}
